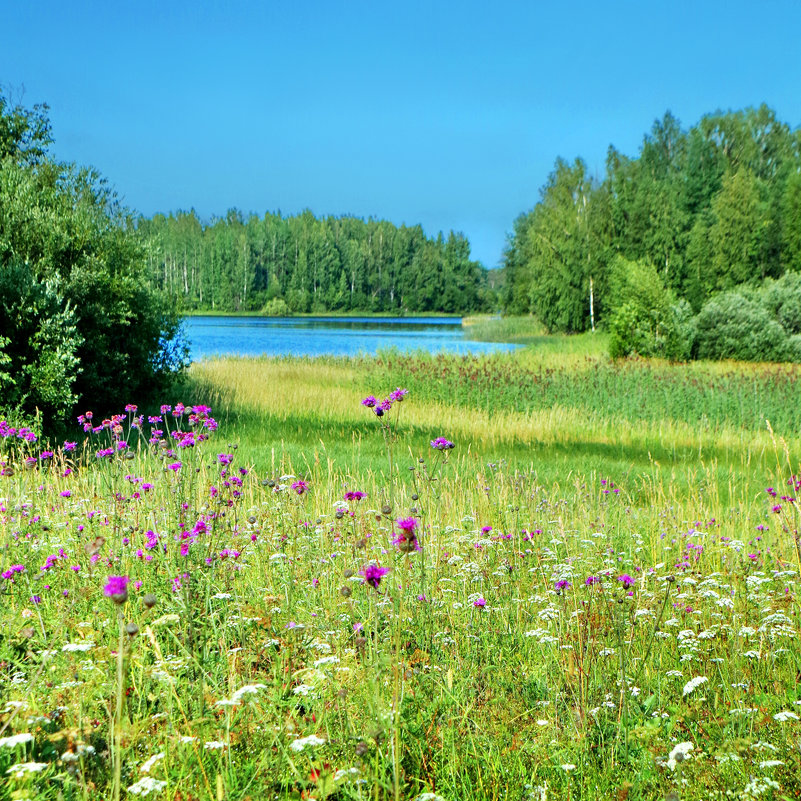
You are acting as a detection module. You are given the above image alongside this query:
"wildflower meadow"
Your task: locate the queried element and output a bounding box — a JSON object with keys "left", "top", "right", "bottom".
{"left": 1, "top": 348, "right": 801, "bottom": 801}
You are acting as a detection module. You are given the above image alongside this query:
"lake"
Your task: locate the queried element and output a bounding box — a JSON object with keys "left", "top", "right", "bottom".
{"left": 183, "top": 315, "right": 520, "bottom": 360}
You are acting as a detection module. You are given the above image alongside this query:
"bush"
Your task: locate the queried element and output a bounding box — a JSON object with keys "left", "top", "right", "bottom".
{"left": 0, "top": 92, "right": 186, "bottom": 428}
{"left": 762, "top": 271, "right": 801, "bottom": 334}
{"left": 607, "top": 258, "right": 692, "bottom": 360}
{"left": 262, "top": 297, "right": 290, "bottom": 316}
{"left": 694, "top": 291, "right": 790, "bottom": 362}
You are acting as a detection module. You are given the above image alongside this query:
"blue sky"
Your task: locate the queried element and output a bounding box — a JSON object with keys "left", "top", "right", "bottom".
{"left": 2, "top": 0, "right": 800, "bottom": 267}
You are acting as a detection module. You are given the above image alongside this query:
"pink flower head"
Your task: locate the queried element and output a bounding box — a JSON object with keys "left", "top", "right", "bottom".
{"left": 389, "top": 388, "right": 408, "bottom": 402}
{"left": 104, "top": 575, "right": 129, "bottom": 604}
{"left": 360, "top": 563, "right": 390, "bottom": 589}
{"left": 396, "top": 517, "right": 419, "bottom": 534}
{"left": 344, "top": 490, "right": 366, "bottom": 501}
{"left": 291, "top": 480, "right": 309, "bottom": 495}
{"left": 617, "top": 574, "right": 635, "bottom": 590}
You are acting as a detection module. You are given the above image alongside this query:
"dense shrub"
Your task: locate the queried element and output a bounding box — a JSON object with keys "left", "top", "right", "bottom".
{"left": 694, "top": 291, "right": 790, "bottom": 362}
{"left": 607, "top": 258, "right": 692, "bottom": 361}
{"left": 763, "top": 271, "right": 801, "bottom": 334}
{"left": 0, "top": 92, "right": 186, "bottom": 428}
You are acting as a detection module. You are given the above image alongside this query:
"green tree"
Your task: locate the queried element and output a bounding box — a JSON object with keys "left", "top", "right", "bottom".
{"left": 0, "top": 92, "right": 185, "bottom": 426}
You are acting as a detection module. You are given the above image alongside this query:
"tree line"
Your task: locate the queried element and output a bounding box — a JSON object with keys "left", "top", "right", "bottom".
{"left": 137, "top": 210, "right": 495, "bottom": 315}
{"left": 501, "top": 105, "right": 801, "bottom": 360}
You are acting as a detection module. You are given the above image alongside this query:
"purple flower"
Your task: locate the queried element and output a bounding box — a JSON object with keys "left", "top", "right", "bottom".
{"left": 473, "top": 597, "right": 486, "bottom": 608}
{"left": 396, "top": 517, "right": 419, "bottom": 534}
{"left": 361, "top": 395, "right": 378, "bottom": 408}
{"left": 393, "top": 517, "right": 421, "bottom": 552}
{"left": 430, "top": 437, "right": 455, "bottom": 451}
{"left": 63, "top": 441, "right": 77, "bottom": 452}
{"left": 167, "top": 462, "right": 182, "bottom": 472}
{"left": 617, "top": 574, "right": 635, "bottom": 590}
{"left": 555, "top": 579, "right": 572, "bottom": 591}
{"left": 344, "top": 490, "right": 366, "bottom": 501}
{"left": 389, "top": 388, "right": 408, "bottom": 402}
{"left": 360, "top": 564, "right": 390, "bottom": 589}
{"left": 291, "top": 480, "right": 309, "bottom": 495}
{"left": 104, "top": 575, "right": 130, "bottom": 604}
{"left": 584, "top": 576, "right": 600, "bottom": 586}
{"left": 217, "top": 454, "right": 233, "bottom": 465}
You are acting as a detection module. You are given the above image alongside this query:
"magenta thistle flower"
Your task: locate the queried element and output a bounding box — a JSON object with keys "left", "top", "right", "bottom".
{"left": 617, "top": 574, "right": 635, "bottom": 589}
{"left": 585, "top": 576, "right": 600, "bottom": 586}
{"left": 389, "top": 388, "right": 408, "bottom": 402}
{"left": 396, "top": 517, "right": 419, "bottom": 534}
{"left": 555, "top": 579, "right": 572, "bottom": 591}
{"left": 361, "top": 395, "right": 378, "bottom": 408}
{"left": 430, "top": 437, "right": 455, "bottom": 450}
{"left": 104, "top": 575, "right": 130, "bottom": 604}
{"left": 473, "top": 597, "right": 486, "bottom": 608}
{"left": 360, "top": 564, "right": 390, "bottom": 589}
{"left": 291, "top": 480, "right": 309, "bottom": 495}
{"left": 344, "top": 490, "right": 366, "bottom": 501}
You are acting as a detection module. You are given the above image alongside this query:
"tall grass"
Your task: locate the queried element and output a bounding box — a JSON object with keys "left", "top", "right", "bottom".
{"left": 1, "top": 342, "right": 800, "bottom": 799}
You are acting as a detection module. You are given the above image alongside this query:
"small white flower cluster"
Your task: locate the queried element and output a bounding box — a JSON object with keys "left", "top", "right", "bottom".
{"left": 289, "top": 734, "right": 326, "bottom": 752}
{"left": 128, "top": 777, "right": 168, "bottom": 796}
{"left": 666, "top": 741, "right": 694, "bottom": 770}
{"left": 682, "top": 675, "right": 708, "bottom": 697}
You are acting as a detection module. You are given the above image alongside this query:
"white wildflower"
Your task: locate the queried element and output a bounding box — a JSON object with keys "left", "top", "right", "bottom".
{"left": 666, "top": 741, "right": 693, "bottom": 770}
{"left": 127, "top": 777, "right": 168, "bottom": 796}
{"left": 289, "top": 734, "right": 326, "bottom": 752}
{"left": 231, "top": 684, "right": 268, "bottom": 703}
{"left": 6, "top": 762, "right": 48, "bottom": 778}
{"left": 683, "top": 676, "right": 708, "bottom": 696}
{"left": 0, "top": 733, "right": 34, "bottom": 748}
{"left": 140, "top": 753, "right": 164, "bottom": 774}
{"left": 773, "top": 710, "right": 799, "bottom": 722}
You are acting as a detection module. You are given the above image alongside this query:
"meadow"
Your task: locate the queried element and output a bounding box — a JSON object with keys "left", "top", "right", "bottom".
{"left": 1, "top": 334, "right": 801, "bottom": 800}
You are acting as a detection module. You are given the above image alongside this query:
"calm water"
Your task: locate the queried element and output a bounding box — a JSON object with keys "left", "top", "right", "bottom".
{"left": 184, "top": 316, "right": 520, "bottom": 360}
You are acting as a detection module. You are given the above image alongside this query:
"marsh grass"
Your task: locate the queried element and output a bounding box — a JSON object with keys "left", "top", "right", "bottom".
{"left": 1, "top": 342, "right": 801, "bottom": 799}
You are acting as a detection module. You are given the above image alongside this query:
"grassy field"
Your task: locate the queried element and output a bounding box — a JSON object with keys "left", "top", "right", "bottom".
{"left": 1, "top": 336, "right": 800, "bottom": 800}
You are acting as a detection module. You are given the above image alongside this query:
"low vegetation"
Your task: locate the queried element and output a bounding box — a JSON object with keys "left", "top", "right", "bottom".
{"left": 2, "top": 340, "right": 800, "bottom": 799}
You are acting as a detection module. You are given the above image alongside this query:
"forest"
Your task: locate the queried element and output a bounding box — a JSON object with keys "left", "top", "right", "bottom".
{"left": 502, "top": 105, "right": 801, "bottom": 360}
{"left": 137, "top": 210, "right": 495, "bottom": 315}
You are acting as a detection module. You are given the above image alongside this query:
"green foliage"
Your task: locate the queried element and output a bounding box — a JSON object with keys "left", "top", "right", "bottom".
{"left": 503, "top": 104, "right": 801, "bottom": 363}
{"left": 138, "top": 209, "right": 495, "bottom": 315}
{"left": 607, "top": 258, "right": 692, "bottom": 360}
{"left": 694, "top": 290, "right": 790, "bottom": 362}
{"left": 261, "top": 296, "right": 290, "bottom": 316}
{"left": 0, "top": 91, "right": 186, "bottom": 426}
{"left": 0, "top": 262, "right": 82, "bottom": 419}
{"left": 763, "top": 271, "right": 801, "bottom": 334}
